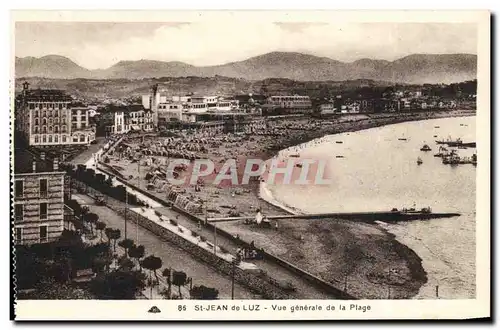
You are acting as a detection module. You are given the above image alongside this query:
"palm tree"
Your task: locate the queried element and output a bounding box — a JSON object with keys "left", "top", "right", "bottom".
{"left": 128, "top": 245, "right": 145, "bottom": 271}
{"left": 172, "top": 271, "right": 188, "bottom": 298}
{"left": 118, "top": 238, "right": 135, "bottom": 256}
{"left": 95, "top": 221, "right": 106, "bottom": 242}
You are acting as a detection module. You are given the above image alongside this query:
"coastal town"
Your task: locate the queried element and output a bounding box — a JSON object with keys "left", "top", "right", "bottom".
{"left": 13, "top": 76, "right": 477, "bottom": 300}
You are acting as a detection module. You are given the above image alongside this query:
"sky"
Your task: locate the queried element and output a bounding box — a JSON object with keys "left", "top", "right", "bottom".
{"left": 15, "top": 22, "right": 477, "bottom": 70}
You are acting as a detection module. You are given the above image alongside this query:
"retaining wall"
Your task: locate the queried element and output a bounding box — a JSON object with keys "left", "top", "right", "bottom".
{"left": 112, "top": 207, "right": 294, "bottom": 300}
{"left": 95, "top": 144, "right": 356, "bottom": 299}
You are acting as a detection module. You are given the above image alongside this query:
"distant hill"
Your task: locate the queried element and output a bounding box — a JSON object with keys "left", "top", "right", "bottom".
{"left": 15, "top": 52, "right": 477, "bottom": 84}
{"left": 14, "top": 77, "right": 396, "bottom": 101}
{"left": 15, "top": 55, "right": 92, "bottom": 79}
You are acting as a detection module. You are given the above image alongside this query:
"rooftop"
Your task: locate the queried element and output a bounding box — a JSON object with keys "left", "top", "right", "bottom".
{"left": 105, "top": 104, "right": 150, "bottom": 113}
{"left": 18, "top": 89, "right": 73, "bottom": 102}
{"left": 14, "top": 148, "right": 61, "bottom": 174}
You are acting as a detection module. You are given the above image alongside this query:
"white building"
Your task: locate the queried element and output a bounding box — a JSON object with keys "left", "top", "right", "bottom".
{"left": 266, "top": 95, "right": 312, "bottom": 113}
{"left": 105, "top": 104, "right": 155, "bottom": 134}
{"left": 15, "top": 82, "right": 95, "bottom": 146}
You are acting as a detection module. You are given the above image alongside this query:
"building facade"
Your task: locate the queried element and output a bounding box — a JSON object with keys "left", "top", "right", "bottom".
{"left": 15, "top": 82, "right": 95, "bottom": 146}
{"left": 102, "top": 104, "right": 155, "bottom": 134}
{"left": 266, "top": 95, "right": 312, "bottom": 113}
{"left": 13, "top": 150, "right": 65, "bottom": 245}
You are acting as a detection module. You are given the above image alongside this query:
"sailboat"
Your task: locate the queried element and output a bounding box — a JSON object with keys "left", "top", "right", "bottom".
{"left": 417, "top": 157, "right": 423, "bottom": 165}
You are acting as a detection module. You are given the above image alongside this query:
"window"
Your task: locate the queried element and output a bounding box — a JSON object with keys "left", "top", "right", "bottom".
{"left": 73, "top": 136, "right": 78, "bottom": 142}
{"left": 40, "top": 226, "right": 48, "bottom": 242}
{"left": 15, "top": 180, "right": 23, "bottom": 198}
{"left": 34, "top": 110, "right": 39, "bottom": 117}
{"left": 42, "top": 118, "right": 47, "bottom": 125}
{"left": 55, "top": 135, "right": 59, "bottom": 143}
{"left": 39, "top": 104, "right": 42, "bottom": 110}
{"left": 42, "top": 110, "right": 46, "bottom": 116}
{"left": 62, "top": 125, "right": 67, "bottom": 133}
{"left": 54, "top": 126, "right": 59, "bottom": 133}
{"left": 48, "top": 135, "right": 53, "bottom": 143}
{"left": 29, "top": 104, "right": 35, "bottom": 110}
{"left": 34, "top": 135, "right": 39, "bottom": 143}
{"left": 34, "top": 126, "right": 39, "bottom": 133}
{"left": 34, "top": 118, "right": 39, "bottom": 125}
{"left": 42, "top": 126, "right": 47, "bottom": 133}
{"left": 80, "top": 135, "right": 85, "bottom": 142}
{"left": 39, "top": 203, "right": 48, "bottom": 220}
{"left": 40, "top": 179, "right": 48, "bottom": 197}
{"left": 59, "top": 104, "right": 63, "bottom": 110}
{"left": 55, "top": 111, "right": 59, "bottom": 117}
{"left": 42, "top": 135, "right": 47, "bottom": 143}
{"left": 49, "top": 118, "right": 53, "bottom": 124}
{"left": 15, "top": 204, "right": 23, "bottom": 222}
{"left": 15, "top": 228, "right": 22, "bottom": 244}
{"left": 62, "top": 135, "right": 67, "bottom": 143}
{"left": 49, "top": 126, "right": 53, "bottom": 133}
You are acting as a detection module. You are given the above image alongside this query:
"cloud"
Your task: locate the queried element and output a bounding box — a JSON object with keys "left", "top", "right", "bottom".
{"left": 15, "top": 22, "right": 477, "bottom": 69}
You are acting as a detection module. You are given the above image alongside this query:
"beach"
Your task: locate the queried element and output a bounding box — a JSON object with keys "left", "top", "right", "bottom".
{"left": 107, "top": 109, "right": 475, "bottom": 299}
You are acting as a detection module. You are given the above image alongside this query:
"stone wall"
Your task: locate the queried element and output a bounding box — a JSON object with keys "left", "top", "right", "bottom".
{"left": 111, "top": 207, "right": 294, "bottom": 300}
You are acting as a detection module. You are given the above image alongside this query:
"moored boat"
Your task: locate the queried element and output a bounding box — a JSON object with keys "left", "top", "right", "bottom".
{"left": 417, "top": 157, "right": 423, "bottom": 165}
{"left": 420, "top": 144, "right": 432, "bottom": 151}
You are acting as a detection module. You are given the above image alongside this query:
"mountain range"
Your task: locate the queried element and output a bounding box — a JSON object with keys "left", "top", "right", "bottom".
{"left": 15, "top": 52, "right": 477, "bottom": 84}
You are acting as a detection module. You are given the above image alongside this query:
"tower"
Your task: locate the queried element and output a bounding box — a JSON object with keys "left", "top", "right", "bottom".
{"left": 150, "top": 84, "right": 159, "bottom": 128}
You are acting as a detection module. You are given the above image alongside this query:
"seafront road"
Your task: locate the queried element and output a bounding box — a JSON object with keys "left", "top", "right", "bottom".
{"left": 72, "top": 193, "right": 258, "bottom": 299}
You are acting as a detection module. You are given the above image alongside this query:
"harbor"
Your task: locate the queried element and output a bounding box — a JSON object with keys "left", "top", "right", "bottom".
{"left": 263, "top": 115, "right": 476, "bottom": 299}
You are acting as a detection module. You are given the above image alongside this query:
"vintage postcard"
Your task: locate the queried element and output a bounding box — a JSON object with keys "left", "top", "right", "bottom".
{"left": 10, "top": 10, "right": 490, "bottom": 321}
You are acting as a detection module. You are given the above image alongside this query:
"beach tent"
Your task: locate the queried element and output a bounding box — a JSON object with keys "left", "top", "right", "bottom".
{"left": 255, "top": 211, "right": 263, "bottom": 225}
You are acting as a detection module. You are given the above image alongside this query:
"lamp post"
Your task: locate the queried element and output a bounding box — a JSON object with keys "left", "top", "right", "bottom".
{"left": 231, "top": 258, "right": 236, "bottom": 300}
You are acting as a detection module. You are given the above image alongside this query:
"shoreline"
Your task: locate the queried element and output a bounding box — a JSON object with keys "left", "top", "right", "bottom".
{"left": 256, "top": 110, "right": 475, "bottom": 299}
{"left": 111, "top": 109, "right": 475, "bottom": 299}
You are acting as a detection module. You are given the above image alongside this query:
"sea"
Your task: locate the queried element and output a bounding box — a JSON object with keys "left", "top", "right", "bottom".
{"left": 264, "top": 116, "right": 476, "bottom": 299}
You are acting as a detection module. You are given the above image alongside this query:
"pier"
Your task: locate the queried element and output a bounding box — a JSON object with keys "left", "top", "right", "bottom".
{"left": 207, "top": 211, "right": 461, "bottom": 224}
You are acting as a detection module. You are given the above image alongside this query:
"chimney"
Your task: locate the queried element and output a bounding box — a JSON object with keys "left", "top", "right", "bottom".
{"left": 40, "top": 152, "right": 45, "bottom": 161}
{"left": 53, "top": 158, "right": 59, "bottom": 171}
{"left": 32, "top": 161, "right": 37, "bottom": 173}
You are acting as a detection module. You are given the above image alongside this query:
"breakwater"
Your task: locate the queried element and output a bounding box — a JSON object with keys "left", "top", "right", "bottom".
{"left": 208, "top": 211, "right": 461, "bottom": 224}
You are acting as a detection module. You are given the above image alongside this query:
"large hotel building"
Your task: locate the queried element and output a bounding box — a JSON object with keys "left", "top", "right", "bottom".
{"left": 15, "top": 82, "right": 95, "bottom": 146}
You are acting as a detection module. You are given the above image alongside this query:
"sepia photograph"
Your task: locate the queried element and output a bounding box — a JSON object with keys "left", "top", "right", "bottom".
{"left": 10, "top": 10, "right": 490, "bottom": 321}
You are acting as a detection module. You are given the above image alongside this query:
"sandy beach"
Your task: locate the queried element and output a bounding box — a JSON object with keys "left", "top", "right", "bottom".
{"left": 107, "top": 109, "right": 475, "bottom": 299}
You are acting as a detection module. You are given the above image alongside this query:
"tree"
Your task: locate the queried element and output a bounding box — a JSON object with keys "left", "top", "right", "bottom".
{"left": 117, "top": 256, "right": 135, "bottom": 272}
{"left": 108, "top": 229, "right": 121, "bottom": 252}
{"left": 172, "top": 271, "right": 188, "bottom": 298}
{"left": 95, "top": 221, "right": 106, "bottom": 242}
{"left": 162, "top": 268, "right": 172, "bottom": 298}
{"left": 90, "top": 270, "right": 146, "bottom": 299}
{"left": 190, "top": 285, "right": 219, "bottom": 300}
{"left": 104, "top": 228, "right": 113, "bottom": 245}
{"left": 86, "top": 213, "right": 99, "bottom": 236}
{"left": 141, "top": 255, "right": 163, "bottom": 298}
{"left": 118, "top": 238, "right": 135, "bottom": 256}
{"left": 128, "top": 245, "right": 145, "bottom": 270}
